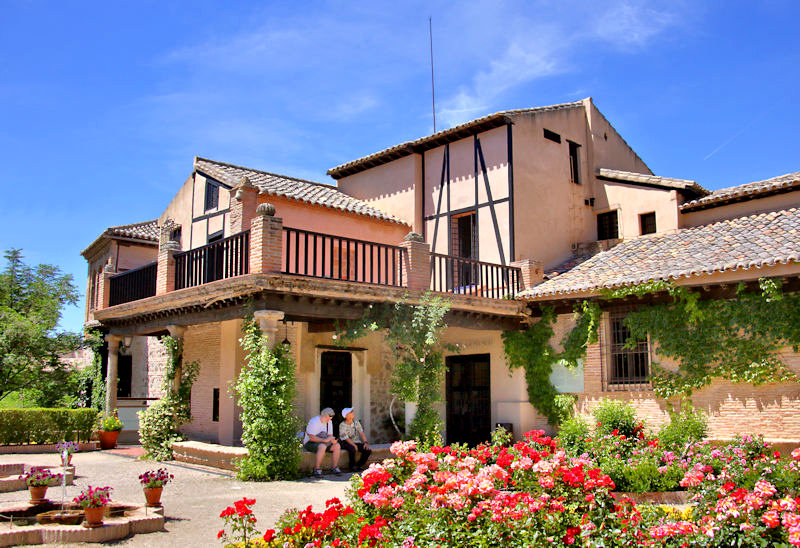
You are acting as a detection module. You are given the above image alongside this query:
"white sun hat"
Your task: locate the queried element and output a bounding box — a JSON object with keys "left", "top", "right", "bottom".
{"left": 341, "top": 407, "right": 354, "bottom": 418}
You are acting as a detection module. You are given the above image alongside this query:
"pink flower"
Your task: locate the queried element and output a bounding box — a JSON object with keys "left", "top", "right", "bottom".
{"left": 754, "top": 480, "right": 778, "bottom": 498}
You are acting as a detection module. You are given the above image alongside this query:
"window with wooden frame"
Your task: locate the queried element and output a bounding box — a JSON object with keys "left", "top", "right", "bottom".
{"left": 607, "top": 312, "right": 651, "bottom": 389}
{"left": 639, "top": 212, "right": 657, "bottom": 235}
{"left": 568, "top": 140, "right": 581, "bottom": 184}
{"left": 205, "top": 181, "right": 220, "bottom": 211}
{"left": 88, "top": 269, "right": 98, "bottom": 311}
{"left": 597, "top": 210, "right": 619, "bottom": 240}
{"left": 450, "top": 211, "right": 478, "bottom": 288}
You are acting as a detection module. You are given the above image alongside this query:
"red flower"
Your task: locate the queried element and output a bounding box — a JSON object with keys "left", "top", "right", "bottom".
{"left": 263, "top": 529, "right": 276, "bottom": 542}
{"left": 217, "top": 529, "right": 224, "bottom": 539}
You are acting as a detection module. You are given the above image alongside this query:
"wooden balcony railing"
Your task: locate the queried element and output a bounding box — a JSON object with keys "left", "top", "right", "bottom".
{"left": 109, "top": 261, "right": 157, "bottom": 306}
{"left": 430, "top": 254, "right": 521, "bottom": 299}
{"left": 282, "top": 227, "right": 406, "bottom": 287}
{"left": 174, "top": 230, "right": 250, "bottom": 290}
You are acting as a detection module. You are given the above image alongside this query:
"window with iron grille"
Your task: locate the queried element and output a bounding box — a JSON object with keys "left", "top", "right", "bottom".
{"left": 639, "top": 212, "right": 656, "bottom": 235}
{"left": 608, "top": 313, "right": 650, "bottom": 387}
{"left": 597, "top": 210, "right": 619, "bottom": 240}
{"left": 212, "top": 388, "right": 220, "bottom": 422}
{"left": 205, "top": 181, "right": 219, "bottom": 211}
{"left": 568, "top": 141, "right": 581, "bottom": 184}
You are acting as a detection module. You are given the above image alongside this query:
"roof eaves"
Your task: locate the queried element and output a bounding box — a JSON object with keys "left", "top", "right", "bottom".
{"left": 680, "top": 175, "right": 800, "bottom": 212}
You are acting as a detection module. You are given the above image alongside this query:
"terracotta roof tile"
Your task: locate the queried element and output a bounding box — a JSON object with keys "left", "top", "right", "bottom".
{"left": 106, "top": 219, "right": 159, "bottom": 242}
{"left": 523, "top": 208, "right": 800, "bottom": 298}
{"left": 194, "top": 157, "right": 406, "bottom": 225}
{"left": 680, "top": 171, "right": 800, "bottom": 211}
{"left": 597, "top": 168, "right": 708, "bottom": 196}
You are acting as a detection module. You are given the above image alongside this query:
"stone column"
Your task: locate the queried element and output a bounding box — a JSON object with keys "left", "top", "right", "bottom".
{"left": 253, "top": 310, "right": 285, "bottom": 347}
{"left": 105, "top": 334, "right": 124, "bottom": 415}
{"left": 218, "top": 319, "right": 242, "bottom": 446}
{"left": 509, "top": 258, "right": 544, "bottom": 291}
{"left": 167, "top": 325, "right": 186, "bottom": 393}
{"left": 156, "top": 220, "right": 180, "bottom": 296}
{"left": 97, "top": 264, "right": 115, "bottom": 310}
{"left": 249, "top": 204, "right": 283, "bottom": 274}
{"left": 398, "top": 232, "right": 431, "bottom": 291}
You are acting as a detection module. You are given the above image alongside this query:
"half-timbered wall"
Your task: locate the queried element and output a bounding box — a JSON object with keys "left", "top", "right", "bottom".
{"left": 424, "top": 125, "right": 513, "bottom": 265}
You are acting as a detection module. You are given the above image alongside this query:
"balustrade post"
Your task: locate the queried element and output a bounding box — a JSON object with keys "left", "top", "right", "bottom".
{"left": 228, "top": 176, "right": 259, "bottom": 234}
{"left": 509, "top": 258, "right": 544, "bottom": 291}
{"left": 156, "top": 220, "right": 180, "bottom": 295}
{"left": 398, "top": 232, "right": 431, "bottom": 291}
{"left": 98, "top": 264, "right": 114, "bottom": 309}
{"left": 249, "top": 203, "right": 283, "bottom": 274}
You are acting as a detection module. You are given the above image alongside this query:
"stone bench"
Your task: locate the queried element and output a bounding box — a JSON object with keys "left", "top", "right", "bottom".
{"left": 298, "top": 443, "right": 391, "bottom": 473}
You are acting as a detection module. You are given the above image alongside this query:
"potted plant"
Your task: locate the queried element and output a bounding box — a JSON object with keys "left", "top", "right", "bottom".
{"left": 57, "top": 441, "right": 80, "bottom": 466}
{"left": 138, "top": 468, "right": 174, "bottom": 507}
{"left": 20, "top": 468, "right": 61, "bottom": 504}
{"left": 98, "top": 414, "right": 123, "bottom": 450}
{"left": 74, "top": 485, "right": 113, "bottom": 528}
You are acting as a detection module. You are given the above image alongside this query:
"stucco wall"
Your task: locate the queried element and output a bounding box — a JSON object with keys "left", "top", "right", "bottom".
{"left": 115, "top": 242, "right": 157, "bottom": 271}
{"left": 594, "top": 183, "right": 680, "bottom": 238}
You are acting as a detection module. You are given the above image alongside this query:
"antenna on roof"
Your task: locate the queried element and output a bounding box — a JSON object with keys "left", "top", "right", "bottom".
{"left": 429, "top": 16, "right": 437, "bottom": 133}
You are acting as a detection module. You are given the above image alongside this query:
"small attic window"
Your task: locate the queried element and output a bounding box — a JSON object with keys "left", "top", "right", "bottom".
{"left": 205, "top": 181, "right": 220, "bottom": 211}
{"left": 543, "top": 128, "right": 561, "bottom": 143}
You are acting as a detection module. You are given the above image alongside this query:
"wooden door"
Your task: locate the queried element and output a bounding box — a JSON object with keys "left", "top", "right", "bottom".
{"left": 446, "top": 354, "right": 491, "bottom": 446}
{"left": 320, "top": 351, "right": 353, "bottom": 436}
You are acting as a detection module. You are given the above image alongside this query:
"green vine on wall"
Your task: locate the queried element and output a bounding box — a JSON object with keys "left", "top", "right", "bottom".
{"left": 83, "top": 329, "right": 106, "bottom": 411}
{"left": 336, "top": 293, "right": 453, "bottom": 447}
{"left": 502, "top": 302, "right": 599, "bottom": 425}
{"left": 138, "top": 336, "right": 199, "bottom": 460}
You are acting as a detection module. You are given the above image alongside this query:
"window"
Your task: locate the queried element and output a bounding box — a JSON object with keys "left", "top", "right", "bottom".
{"left": 208, "top": 230, "right": 224, "bottom": 243}
{"left": 639, "top": 212, "right": 657, "bottom": 235}
{"left": 597, "top": 210, "right": 619, "bottom": 240}
{"left": 543, "top": 128, "right": 561, "bottom": 143}
{"left": 212, "top": 388, "right": 220, "bottom": 422}
{"left": 608, "top": 313, "right": 650, "bottom": 387}
{"left": 205, "top": 181, "right": 219, "bottom": 211}
{"left": 88, "top": 269, "right": 98, "bottom": 311}
{"left": 170, "top": 226, "right": 182, "bottom": 243}
{"left": 450, "top": 212, "right": 477, "bottom": 288}
{"left": 568, "top": 141, "right": 581, "bottom": 184}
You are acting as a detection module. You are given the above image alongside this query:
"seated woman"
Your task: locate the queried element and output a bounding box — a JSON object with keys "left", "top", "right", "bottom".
{"left": 339, "top": 407, "right": 372, "bottom": 472}
{"left": 303, "top": 407, "right": 342, "bottom": 478}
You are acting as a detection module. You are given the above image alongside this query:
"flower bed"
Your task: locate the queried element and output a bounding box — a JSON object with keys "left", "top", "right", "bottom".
{"left": 216, "top": 431, "right": 800, "bottom": 547}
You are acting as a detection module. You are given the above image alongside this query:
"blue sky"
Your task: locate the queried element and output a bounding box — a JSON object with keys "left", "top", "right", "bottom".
{"left": 1, "top": 0, "right": 798, "bottom": 333}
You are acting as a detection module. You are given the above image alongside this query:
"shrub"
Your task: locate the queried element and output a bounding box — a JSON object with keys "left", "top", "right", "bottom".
{"left": 139, "top": 399, "right": 183, "bottom": 460}
{"left": 592, "top": 399, "right": 639, "bottom": 438}
{"left": 552, "top": 393, "right": 578, "bottom": 424}
{"left": 557, "top": 414, "right": 590, "bottom": 455}
{"left": 235, "top": 319, "right": 301, "bottom": 481}
{"left": 0, "top": 408, "right": 98, "bottom": 444}
{"left": 658, "top": 401, "right": 707, "bottom": 451}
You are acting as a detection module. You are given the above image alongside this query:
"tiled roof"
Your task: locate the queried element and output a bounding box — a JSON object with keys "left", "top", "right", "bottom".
{"left": 523, "top": 208, "right": 800, "bottom": 298}
{"left": 106, "top": 219, "right": 160, "bottom": 242}
{"left": 195, "top": 157, "right": 406, "bottom": 225}
{"left": 327, "top": 100, "right": 587, "bottom": 179}
{"left": 597, "top": 168, "right": 708, "bottom": 197}
{"left": 680, "top": 171, "right": 800, "bottom": 212}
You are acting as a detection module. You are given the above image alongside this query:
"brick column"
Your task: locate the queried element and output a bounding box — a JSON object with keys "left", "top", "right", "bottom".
{"left": 398, "top": 232, "right": 431, "bottom": 291}
{"left": 98, "top": 264, "right": 114, "bottom": 309}
{"left": 249, "top": 203, "right": 283, "bottom": 274}
{"left": 228, "top": 176, "right": 259, "bottom": 234}
{"left": 253, "top": 310, "right": 285, "bottom": 347}
{"left": 105, "top": 334, "right": 123, "bottom": 415}
{"left": 510, "top": 258, "right": 544, "bottom": 290}
{"left": 156, "top": 220, "right": 180, "bottom": 295}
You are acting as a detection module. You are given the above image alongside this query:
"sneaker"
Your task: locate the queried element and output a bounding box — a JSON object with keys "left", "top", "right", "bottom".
{"left": 329, "top": 467, "right": 343, "bottom": 476}
{"left": 312, "top": 469, "right": 324, "bottom": 478}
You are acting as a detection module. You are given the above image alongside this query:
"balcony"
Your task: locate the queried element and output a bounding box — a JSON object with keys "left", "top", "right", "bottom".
{"left": 174, "top": 231, "right": 250, "bottom": 290}
{"left": 430, "top": 253, "right": 521, "bottom": 299}
{"left": 109, "top": 261, "right": 157, "bottom": 306}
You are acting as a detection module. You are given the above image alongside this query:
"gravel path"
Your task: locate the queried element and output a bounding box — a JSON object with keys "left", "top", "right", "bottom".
{"left": 0, "top": 449, "right": 352, "bottom": 546}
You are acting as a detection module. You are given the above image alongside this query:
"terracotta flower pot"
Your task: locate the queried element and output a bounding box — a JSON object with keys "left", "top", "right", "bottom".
{"left": 143, "top": 486, "right": 163, "bottom": 507}
{"left": 98, "top": 430, "right": 120, "bottom": 450}
{"left": 83, "top": 506, "right": 105, "bottom": 528}
{"left": 67, "top": 454, "right": 73, "bottom": 466}
{"left": 29, "top": 485, "right": 48, "bottom": 504}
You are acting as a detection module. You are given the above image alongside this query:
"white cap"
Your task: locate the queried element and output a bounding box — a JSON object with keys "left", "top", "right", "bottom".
{"left": 341, "top": 407, "right": 353, "bottom": 418}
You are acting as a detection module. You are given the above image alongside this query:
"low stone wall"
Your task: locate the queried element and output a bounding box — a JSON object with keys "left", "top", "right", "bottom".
{"left": 172, "top": 440, "right": 394, "bottom": 473}
{"left": 0, "top": 442, "right": 97, "bottom": 455}
{"left": 0, "top": 465, "right": 75, "bottom": 493}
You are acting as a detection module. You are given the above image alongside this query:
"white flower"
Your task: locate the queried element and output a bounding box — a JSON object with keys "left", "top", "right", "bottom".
{"left": 332, "top": 334, "right": 338, "bottom": 340}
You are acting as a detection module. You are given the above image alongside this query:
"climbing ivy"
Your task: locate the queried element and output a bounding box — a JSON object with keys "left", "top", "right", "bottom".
{"left": 83, "top": 329, "right": 106, "bottom": 411}
{"left": 608, "top": 278, "right": 799, "bottom": 398}
{"left": 138, "top": 336, "right": 199, "bottom": 460}
{"left": 336, "top": 293, "right": 453, "bottom": 447}
{"left": 502, "top": 302, "right": 599, "bottom": 425}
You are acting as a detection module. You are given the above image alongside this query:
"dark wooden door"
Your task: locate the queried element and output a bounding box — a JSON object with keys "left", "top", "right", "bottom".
{"left": 117, "top": 355, "right": 132, "bottom": 398}
{"left": 446, "top": 354, "right": 491, "bottom": 446}
{"left": 320, "top": 351, "right": 352, "bottom": 436}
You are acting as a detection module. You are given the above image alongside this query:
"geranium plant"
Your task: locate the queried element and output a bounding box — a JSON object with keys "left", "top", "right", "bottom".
{"left": 139, "top": 468, "right": 174, "bottom": 488}
{"left": 100, "top": 414, "right": 123, "bottom": 432}
{"left": 73, "top": 486, "right": 113, "bottom": 508}
{"left": 20, "top": 468, "right": 61, "bottom": 487}
{"left": 218, "top": 497, "right": 266, "bottom": 547}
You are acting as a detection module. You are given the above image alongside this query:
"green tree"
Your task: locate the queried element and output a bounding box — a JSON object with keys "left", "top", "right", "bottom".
{"left": 0, "top": 249, "right": 81, "bottom": 402}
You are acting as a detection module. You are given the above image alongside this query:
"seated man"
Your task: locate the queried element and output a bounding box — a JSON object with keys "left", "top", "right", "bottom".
{"left": 303, "top": 407, "right": 342, "bottom": 478}
{"left": 339, "top": 407, "right": 372, "bottom": 472}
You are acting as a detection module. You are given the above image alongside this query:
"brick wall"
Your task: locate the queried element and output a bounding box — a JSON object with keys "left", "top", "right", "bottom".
{"left": 129, "top": 336, "right": 169, "bottom": 399}
{"left": 182, "top": 323, "right": 221, "bottom": 443}
{"left": 572, "top": 312, "right": 800, "bottom": 441}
